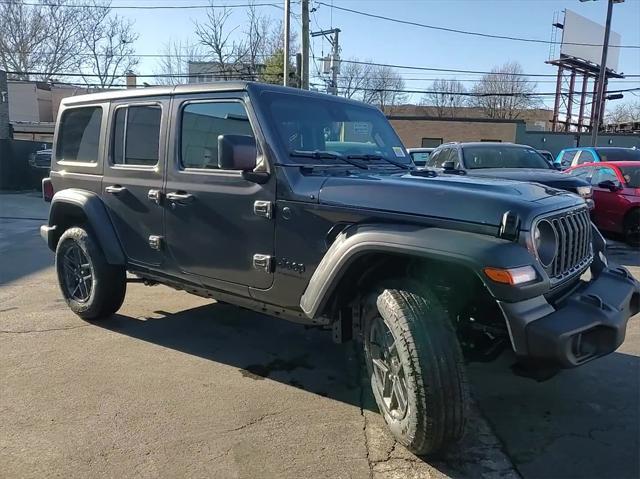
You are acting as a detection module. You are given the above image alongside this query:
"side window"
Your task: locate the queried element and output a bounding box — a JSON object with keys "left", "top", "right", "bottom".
{"left": 112, "top": 105, "right": 162, "bottom": 166}
{"left": 426, "top": 149, "right": 441, "bottom": 168}
{"left": 592, "top": 167, "right": 619, "bottom": 186}
{"left": 438, "top": 148, "right": 459, "bottom": 168}
{"left": 181, "top": 101, "right": 254, "bottom": 169}
{"left": 577, "top": 150, "right": 596, "bottom": 165}
{"left": 56, "top": 106, "right": 102, "bottom": 163}
{"left": 568, "top": 166, "right": 593, "bottom": 180}
{"left": 560, "top": 150, "right": 577, "bottom": 168}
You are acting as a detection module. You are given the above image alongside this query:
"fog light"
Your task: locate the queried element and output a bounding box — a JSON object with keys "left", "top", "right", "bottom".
{"left": 484, "top": 266, "right": 537, "bottom": 285}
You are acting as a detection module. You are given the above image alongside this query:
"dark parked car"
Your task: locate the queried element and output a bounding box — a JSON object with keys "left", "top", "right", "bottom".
{"left": 566, "top": 161, "right": 640, "bottom": 246}
{"left": 555, "top": 146, "right": 640, "bottom": 170}
{"left": 41, "top": 83, "right": 639, "bottom": 455}
{"left": 29, "top": 148, "right": 52, "bottom": 170}
{"left": 426, "top": 142, "right": 593, "bottom": 205}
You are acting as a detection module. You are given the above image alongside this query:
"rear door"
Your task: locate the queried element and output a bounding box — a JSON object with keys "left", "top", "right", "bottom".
{"left": 163, "top": 93, "right": 276, "bottom": 289}
{"left": 102, "top": 100, "right": 167, "bottom": 267}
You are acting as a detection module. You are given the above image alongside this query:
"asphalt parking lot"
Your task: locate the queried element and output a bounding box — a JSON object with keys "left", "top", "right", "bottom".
{"left": 1, "top": 192, "right": 638, "bottom": 479}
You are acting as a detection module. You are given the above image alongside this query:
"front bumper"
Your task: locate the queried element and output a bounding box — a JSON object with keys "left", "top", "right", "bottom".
{"left": 499, "top": 265, "right": 640, "bottom": 368}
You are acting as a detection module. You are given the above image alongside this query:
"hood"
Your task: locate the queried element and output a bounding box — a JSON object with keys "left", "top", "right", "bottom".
{"left": 319, "top": 171, "right": 583, "bottom": 228}
{"left": 465, "top": 168, "right": 589, "bottom": 192}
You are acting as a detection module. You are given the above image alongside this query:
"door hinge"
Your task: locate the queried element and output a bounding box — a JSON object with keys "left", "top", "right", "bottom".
{"left": 253, "top": 200, "right": 273, "bottom": 219}
{"left": 149, "top": 235, "right": 163, "bottom": 250}
{"left": 253, "top": 254, "right": 273, "bottom": 272}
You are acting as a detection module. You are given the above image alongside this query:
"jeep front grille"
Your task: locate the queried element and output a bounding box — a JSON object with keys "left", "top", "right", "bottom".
{"left": 543, "top": 207, "right": 593, "bottom": 283}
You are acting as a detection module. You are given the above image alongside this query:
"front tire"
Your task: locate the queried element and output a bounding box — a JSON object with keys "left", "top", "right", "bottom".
{"left": 55, "top": 227, "right": 126, "bottom": 320}
{"left": 363, "top": 286, "right": 468, "bottom": 455}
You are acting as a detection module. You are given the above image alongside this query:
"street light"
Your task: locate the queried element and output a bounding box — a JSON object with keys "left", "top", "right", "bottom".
{"left": 580, "top": 0, "right": 625, "bottom": 146}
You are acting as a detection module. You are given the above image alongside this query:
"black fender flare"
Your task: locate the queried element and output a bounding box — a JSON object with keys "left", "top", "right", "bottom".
{"left": 46, "top": 188, "right": 126, "bottom": 265}
{"left": 300, "top": 223, "right": 549, "bottom": 319}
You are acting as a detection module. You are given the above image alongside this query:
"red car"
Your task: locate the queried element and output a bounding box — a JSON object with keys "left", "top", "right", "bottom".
{"left": 566, "top": 161, "right": 640, "bottom": 246}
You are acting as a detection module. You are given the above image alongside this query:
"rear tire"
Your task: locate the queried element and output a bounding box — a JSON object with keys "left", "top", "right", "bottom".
{"left": 624, "top": 209, "right": 640, "bottom": 248}
{"left": 55, "top": 227, "right": 126, "bottom": 320}
{"left": 363, "top": 285, "right": 468, "bottom": 456}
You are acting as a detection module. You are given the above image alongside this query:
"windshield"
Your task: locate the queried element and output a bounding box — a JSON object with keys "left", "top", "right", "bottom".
{"left": 462, "top": 145, "right": 551, "bottom": 169}
{"left": 619, "top": 165, "right": 640, "bottom": 188}
{"left": 261, "top": 91, "right": 411, "bottom": 165}
{"left": 595, "top": 148, "right": 640, "bottom": 162}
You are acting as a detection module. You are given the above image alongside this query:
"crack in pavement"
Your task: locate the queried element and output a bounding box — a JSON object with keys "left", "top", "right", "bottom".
{"left": 222, "top": 410, "right": 285, "bottom": 433}
{"left": 356, "top": 343, "right": 375, "bottom": 479}
{"left": 0, "top": 325, "right": 89, "bottom": 334}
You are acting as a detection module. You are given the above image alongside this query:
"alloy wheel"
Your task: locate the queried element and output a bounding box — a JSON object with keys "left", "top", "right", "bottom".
{"left": 366, "top": 314, "right": 410, "bottom": 420}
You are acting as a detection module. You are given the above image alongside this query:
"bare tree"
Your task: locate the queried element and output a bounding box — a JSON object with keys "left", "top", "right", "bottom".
{"left": 194, "top": 3, "right": 298, "bottom": 83}
{"left": 240, "top": 2, "right": 270, "bottom": 74}
{"left": 420, "top": 79, "right": 467, "bottom": 117}
{"left": 338, "top": 58, "right": 373, "bottom": 99}
{"left": 470, "top": 61, "right": 539, "bottom": 119}
{"left": 361, "top": 65, "right": 407, "bottom": 110}
{"left": 0, "top": 0, "right": 88, "bottom": 81}
{"left": 336, "top": 59, "right": 405, "bottom": 109}
{"left": 153, "top": 40, "right": 204, "bottom": 85}
{"left": 81, "top": 7, "right": 139, "bottom": 87}
{"left": 605, "top": 101, "right": 640, "bottom": 124}
{"left": 194, "top": 6, "right": 244, "bottom": 80}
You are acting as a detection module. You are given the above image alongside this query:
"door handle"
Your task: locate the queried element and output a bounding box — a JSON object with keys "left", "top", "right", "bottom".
{"left": 148, "top": 189, "right": 162, "bottom": 205}
{"left": 105, "top": 185, "right": 126, "bottom": 195}
{"left": 166, "top": 191, "right": 194, "bottom": 206}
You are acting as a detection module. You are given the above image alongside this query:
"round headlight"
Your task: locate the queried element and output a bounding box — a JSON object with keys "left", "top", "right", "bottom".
{"left": 534, "top": 220, "right": 557, "bottom": 267}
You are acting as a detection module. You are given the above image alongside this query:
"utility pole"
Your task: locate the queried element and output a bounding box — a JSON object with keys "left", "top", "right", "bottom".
{"left": 330, "top": 29, "right": 340, "bottom": 95}
{"left": 588, "top": 0, "right": 619, "bottom": 146}
{"left": 283, "top": 0, "right": 291, "bottom": 87}
{"left": 301, "top": 0, "right": 310, "bottom": 90}
{"left": 311, "top": 28, "right": 341, "bottom": 94}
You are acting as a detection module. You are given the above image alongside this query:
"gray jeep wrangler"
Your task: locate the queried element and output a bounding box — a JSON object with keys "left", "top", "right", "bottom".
{"left": 41, "top": 82, "right": 640, "bottom": 455}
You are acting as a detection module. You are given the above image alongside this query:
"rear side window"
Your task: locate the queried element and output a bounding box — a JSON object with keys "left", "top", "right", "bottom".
{"left": 112, "top": 105, "right": 162, "bottom": 166}
{"left": 577, "top": 150, "right": 597, "bottom": 164}
{"left": 181, "top": 101, "right": 254, "bottom": 169}
{"left": 426, "top": 149, "right": 441, "bottom": 168}
{"left": 56, "top": 106, "right": 102, "bottom": 163}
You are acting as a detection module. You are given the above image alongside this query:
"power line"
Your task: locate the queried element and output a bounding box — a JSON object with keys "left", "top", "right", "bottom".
{"left": 0, "top": 1, "right": 286, "bottom": 9}
{"left": 316, "top": 2, "right": 640, "bottom": 49}
{"left": 319, "top": 58, "right": 640, "bottom": 78}
{"left": 10, "top": 69, "right": 638, "bottom": 98}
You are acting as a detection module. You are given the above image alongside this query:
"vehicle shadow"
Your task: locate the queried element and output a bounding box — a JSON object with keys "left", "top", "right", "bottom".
{"left": 0, "top": 220, "right": 54, "bottom": 286}
{"left": 96, "top": 301, "right": 638, "bottom": 479}
{"left": 468, "top": 348, "right": 640, "bottom": 479}
{"left": 605, "top": 239, "right": 640, "bottom": 267}
{"left": 101, "top": 301, "right": 368, "bottom": 411}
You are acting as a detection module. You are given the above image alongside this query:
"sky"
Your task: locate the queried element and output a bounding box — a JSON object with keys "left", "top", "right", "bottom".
{"left": 122, "top": 0, "right": 640, "bottom": 108}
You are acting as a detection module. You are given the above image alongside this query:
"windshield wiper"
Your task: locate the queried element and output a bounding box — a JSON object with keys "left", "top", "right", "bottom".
{"left": 290, "top": 150, "right": 368, "bottom": 169}
{"left": 346, "top": 153, "right": 412, "bottom": 170}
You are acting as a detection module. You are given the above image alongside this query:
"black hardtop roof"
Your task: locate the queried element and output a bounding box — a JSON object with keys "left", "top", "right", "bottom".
{"left": 60, "top": 81, "right": 377, "bottom": 110}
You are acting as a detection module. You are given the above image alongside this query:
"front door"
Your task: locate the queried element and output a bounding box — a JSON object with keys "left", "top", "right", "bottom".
{"left": 164, "top": 95, "right": 275, "bottom": 289}
{"left": 590, "top": 166, "right": 621, "bottom": 232}
{"left": 102, "top": 100, "right": 167, "bottom": 267}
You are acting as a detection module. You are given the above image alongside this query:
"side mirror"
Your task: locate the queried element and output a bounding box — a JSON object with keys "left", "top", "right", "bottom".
{"left": 443, "top": 160, "right": 456, "bottom": 170}
{"left": 218, "top": 134, "right": 257, "bottom": 171}
{"left": 597, "top": 180, "right": 621, "bottom": 191}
